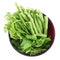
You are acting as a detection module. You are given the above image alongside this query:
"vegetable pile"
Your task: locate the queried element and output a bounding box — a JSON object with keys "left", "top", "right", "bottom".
{"left": 4, "top": 3, "right": 51, "bottom": 56}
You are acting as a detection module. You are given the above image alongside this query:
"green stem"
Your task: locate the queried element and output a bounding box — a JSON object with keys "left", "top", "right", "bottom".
{"left": 44, "top": 16, "right": 48, "bottom": 35}
{"left": 24, "top": 12, "right": 38, "bottom": 34}
{"left": 26, "top": 22, "right": 34, "bottom": 34}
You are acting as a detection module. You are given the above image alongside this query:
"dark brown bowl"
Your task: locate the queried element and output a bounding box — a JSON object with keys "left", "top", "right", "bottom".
{"left": 9, "top": 16, "right": 55, "bottom": 56}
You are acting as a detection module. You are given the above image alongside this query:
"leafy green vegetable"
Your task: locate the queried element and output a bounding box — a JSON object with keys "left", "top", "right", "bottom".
{"left": 4, "top": 3, "right": 51, "bottom": 56}
{"left": 19, "top": 38, "right": 32, "bottom": 51}
{"left": 29, "top": 48, "right": 46, "bottom": 55}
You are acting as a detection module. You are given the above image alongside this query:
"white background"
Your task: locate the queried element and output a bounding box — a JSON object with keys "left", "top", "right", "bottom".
{"left": 0, "top": 0, "right": 60, "bottom": 60}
